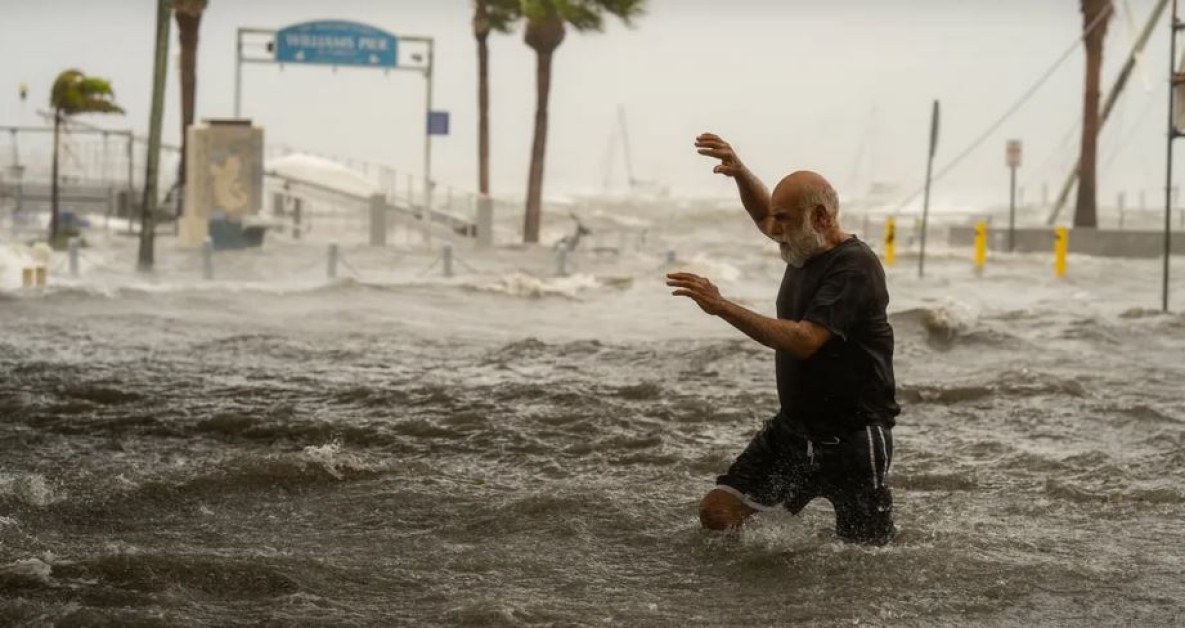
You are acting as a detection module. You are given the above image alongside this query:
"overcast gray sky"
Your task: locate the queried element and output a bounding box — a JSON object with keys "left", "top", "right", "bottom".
{"left": 0, "top": 0, "right": 1178, "bottom": 212}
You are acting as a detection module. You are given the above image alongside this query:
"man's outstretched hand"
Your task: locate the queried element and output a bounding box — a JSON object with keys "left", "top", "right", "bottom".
{"left": 667, "top": 272, "right": 728, "bottom": 316}
{"left": 695, "top": 133, "right": 745, "bottom": 178}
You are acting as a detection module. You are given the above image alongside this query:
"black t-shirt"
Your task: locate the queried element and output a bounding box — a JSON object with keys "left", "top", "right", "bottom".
{"left": 775, "top": 236, "right": 899, "bottom": 438}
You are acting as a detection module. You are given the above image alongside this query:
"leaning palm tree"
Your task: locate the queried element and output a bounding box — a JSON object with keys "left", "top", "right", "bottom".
{"left": 173, "top": 0, "right": 208, "bottom": 215}
{"left": 521, "top": 0, "right": 646, "bottom": 243}
{"left": 473, "top": 0, "right": 521, "bottom": 197}
{"left": 1074, "top": 0, "right": 1112, "bottom": 229}
{"left": 49, "top": 69, "right": 123, "bottom": 246}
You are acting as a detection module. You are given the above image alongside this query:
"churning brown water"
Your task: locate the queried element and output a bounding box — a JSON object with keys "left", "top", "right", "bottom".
{"left": 2, "top": 210, "right": 1185, "bottom": 626}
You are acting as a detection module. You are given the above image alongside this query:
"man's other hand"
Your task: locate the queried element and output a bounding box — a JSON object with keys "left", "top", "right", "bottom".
{"left": 667, "top": 272, "right": 727, "bottom": 316}
{"left": 695, "top": 133, "right": 745, "bottom": 178}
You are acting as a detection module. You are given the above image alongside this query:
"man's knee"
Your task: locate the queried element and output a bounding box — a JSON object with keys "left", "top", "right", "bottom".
{"left": 699, "top": 488, "right": 756, "bottom": 531}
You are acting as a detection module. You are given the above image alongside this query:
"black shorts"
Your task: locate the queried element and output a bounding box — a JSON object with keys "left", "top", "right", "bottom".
{"left": 715, "top": 418, "right": 895, "bottom": 545}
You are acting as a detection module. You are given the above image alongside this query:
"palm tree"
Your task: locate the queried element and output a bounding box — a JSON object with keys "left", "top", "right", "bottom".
{"left": 521, "top": 0, "right": 646, "bottom": 243}
{"left": 1075, "top": 0, "right": 1112, "bottom": 229}
{"left": 49, "top": 69, "right": 123, "bottom": 246}
{"left": 473, "top": 0, "right": 521, "bottom": 197}
{"left": 173, "top": 0, "right": 208, "bottom": 216}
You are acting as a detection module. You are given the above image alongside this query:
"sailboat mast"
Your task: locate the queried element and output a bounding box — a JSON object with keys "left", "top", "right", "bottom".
{"left": 618, "top": 105, "right": 637, "bottom": 187}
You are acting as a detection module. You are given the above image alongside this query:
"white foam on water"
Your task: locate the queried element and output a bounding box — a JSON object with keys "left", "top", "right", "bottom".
{"left": 0, "top": 558, "right": 54, "bottom": 585}
{"left": 465, "top": 272, "right": 604, "bottom": 299}
{"left": 0, "top": 473, "right": 57, "bottom": 507}
{"left": 668, "top": 252, "right": 743, "bottom": 283}
{"left": 300, "top": 440, "right": 372, "bottom": 480}
{"left": 922, "top": 298, "right": 981, "bottom": 337}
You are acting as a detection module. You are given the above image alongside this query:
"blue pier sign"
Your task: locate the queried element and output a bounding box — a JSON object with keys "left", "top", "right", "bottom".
{"left": 275, "top": 21, "right": 398, "bottom": 68}
{"left": 427, "top": 111, "right": 450, "bottom": 136}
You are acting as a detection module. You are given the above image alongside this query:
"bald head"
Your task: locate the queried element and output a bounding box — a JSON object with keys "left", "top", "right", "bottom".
{"left": 770, "top": 171, "right": 839, "bottom": 227}
{"left": 767, "top": 171, "right": 847, "bottom": 266}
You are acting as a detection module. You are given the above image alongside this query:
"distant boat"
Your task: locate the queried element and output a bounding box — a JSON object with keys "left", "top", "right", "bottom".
{"left": 587, "top": 104, "right": 670, "bottom": 204}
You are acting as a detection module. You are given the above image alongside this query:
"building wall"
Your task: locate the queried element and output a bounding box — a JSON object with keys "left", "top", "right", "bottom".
{"left": 948, "top": 226, "right": 1185, "bottom": 258}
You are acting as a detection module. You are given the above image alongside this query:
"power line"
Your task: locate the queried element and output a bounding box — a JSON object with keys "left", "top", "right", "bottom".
{"left": 891, "top": 3, "right": 1115, "bottom": 212}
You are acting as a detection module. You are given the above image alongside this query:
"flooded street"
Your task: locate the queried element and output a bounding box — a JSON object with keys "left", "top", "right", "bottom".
{"left": 3, "top": 211, "right": 1185, "bottom": 626}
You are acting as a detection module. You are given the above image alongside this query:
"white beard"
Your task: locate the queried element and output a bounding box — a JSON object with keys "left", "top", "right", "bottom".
{"left": 779, "top": 224, "right": 826, "bottom": 268}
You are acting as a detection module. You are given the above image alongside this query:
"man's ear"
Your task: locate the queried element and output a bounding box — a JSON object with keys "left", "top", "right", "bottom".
{"left": 813, "top": 205, "right": 832, "bottom": 231}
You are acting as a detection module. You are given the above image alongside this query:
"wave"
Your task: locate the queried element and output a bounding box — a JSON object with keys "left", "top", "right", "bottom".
{"left": 899, "top": 369, "right": 1087, "bottom": 405}
{"left": 0, "top": 558, "right": 54, "bottom": 590}
{"left": 1044, "top": 479, "right": 1185, "bottom": 504}
{"left": 462, "top": 272, "right": 614, "bottom": 300}
{"left": 893, "top": 472, "right": 979, "bottom": 491}
{"left": 37, "top": 443, "right": 390, "bottom": 516}
{"left": 668, "top": 252, "right": 743, "bottom": 283}
{"left": 4, "top": 552, "right": 301, "bottom": 600}
{"left": 444, "top": 599, "right": 572, "bottom": 627}
{"left": 891, "top": 303, "right": 1022, "bottom": 350}
{"left": 1107, "top": 403, "right": 1182, "bottom": 425}
{"left": 0, "top": 474, "right": 57, "bottom": 508}
{"left": 480, "top": 337, "right": 605, "bottom": 364}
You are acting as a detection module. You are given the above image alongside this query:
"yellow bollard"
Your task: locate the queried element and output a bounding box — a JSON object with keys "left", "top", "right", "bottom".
{"left": 974, "top": 221, "right": 987, "bottom": 274}
{"left": 34, "top": 266, "right": 47, "bottom": 287}
{"left": 1054, "top": 227, "right": 1068, "bottom": 278}
{"left": 884, "top": 217, "right": 896, "bottom": 266}
{"left": 21, "top": 267, "right": 34, "bottom": 288}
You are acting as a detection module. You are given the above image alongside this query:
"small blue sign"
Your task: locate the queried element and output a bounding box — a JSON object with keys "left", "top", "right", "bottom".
{"left": 428, "top": 111, "right": 450, "bottom": 136}
{"left": 275, "top": 21, "right": 398, "bottom": 68}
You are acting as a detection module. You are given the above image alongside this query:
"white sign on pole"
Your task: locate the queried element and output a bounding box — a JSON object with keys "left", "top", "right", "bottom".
{"left": 1006, "top": 139, "right": 1022, "bottom": 168}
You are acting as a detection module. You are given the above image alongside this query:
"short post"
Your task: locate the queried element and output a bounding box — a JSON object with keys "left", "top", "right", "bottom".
{"left": 369, "top": 193, "right": 387, "bottom": 246}
{"left": 1119, "top": 192, "right": 1126, "bottom": 229}
{"left": 327, "top": 243, "right": 339, "bottom": 279}
{"left": 442, "top": 242, "right": 454, "bottom": 278}
{"left": 1054, "top": 227, "right": 1068, "bottom": 278}
{"left": 974, "top": 221, "right": 987, "bottom": 275}
{"left": 883, "top": 217, "right": 896, "bottom": 266}
{"left": 556, "top": 242, "right": 570, "bottom": 277}
{"left": 107, "top": 186, "right": 118, "bottom": 234}
{"left": 292, "top": 199, "right": 303, "bottom": 240}
{"left": 202, "top": 237, "right": 214, "bottom": 279}
{"left": 21, "top": 267, "right": 34, "bottom": 289}
{"left": 119, "top": 189, "right": 133, "bottom": 235}
{"left": 665, "top": 249, "right": 676, "bottom": 266}
{"left": 476, "top": 194, "right": 494, "bottom": 248}
{"left": 34, "top": 266, "right": 47, "bottom": 287}
{"left": 68, "top": 237, "right": 80, "bottom": 277}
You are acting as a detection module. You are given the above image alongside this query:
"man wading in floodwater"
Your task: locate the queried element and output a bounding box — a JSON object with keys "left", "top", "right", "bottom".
{"left": 667, "top": 133, "right": 899, "bottom": 545}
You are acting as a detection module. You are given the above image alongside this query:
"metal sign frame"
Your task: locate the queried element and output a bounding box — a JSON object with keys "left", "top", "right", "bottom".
{"left": 233, "top": 23, "right": 437, "bottom": 239}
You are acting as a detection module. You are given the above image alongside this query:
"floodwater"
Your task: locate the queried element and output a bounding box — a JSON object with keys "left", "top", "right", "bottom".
{"left": 2, "top": 206, "right": 1185, "bottom": 626}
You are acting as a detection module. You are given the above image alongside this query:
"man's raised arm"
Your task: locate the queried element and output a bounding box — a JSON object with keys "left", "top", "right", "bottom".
{"left": 695, "top": 133, "right": 775, "bottom": 240}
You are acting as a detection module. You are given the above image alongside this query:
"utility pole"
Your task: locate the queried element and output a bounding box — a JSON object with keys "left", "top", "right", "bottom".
{"left": 139, "top": 0, "right": 171, "bottom": 271}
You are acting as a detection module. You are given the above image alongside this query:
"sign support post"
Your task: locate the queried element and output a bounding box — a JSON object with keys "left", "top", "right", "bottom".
{"left": 918, "top": 100, "right": 940, "bottom": 279}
